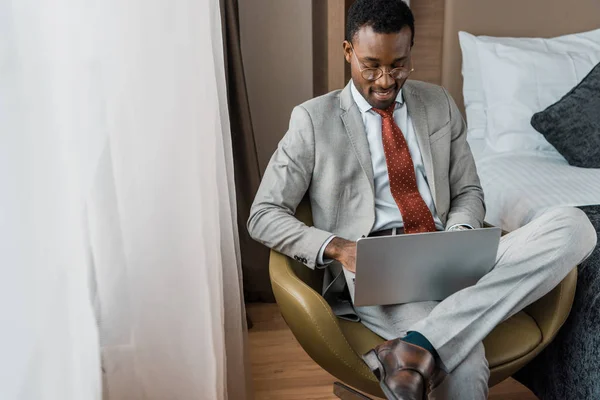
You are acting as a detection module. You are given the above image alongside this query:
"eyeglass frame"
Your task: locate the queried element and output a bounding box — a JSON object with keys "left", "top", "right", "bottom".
{"left": 349, "top": 43, "right": 414, "bottom": 82}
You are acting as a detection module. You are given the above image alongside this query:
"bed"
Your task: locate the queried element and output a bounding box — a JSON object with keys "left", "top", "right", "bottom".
{"left": 441, "top": 0, "right": 600, "bottom": 398}
{"left": 474, "top": 151, "right": 600, "bottom": 230}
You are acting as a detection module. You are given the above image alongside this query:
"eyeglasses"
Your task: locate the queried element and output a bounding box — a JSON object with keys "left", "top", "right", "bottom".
{"left": 350, "top": 44, "right": 414, "bottom": 82}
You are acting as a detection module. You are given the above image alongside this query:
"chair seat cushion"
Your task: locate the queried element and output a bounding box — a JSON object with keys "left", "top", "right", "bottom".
{"left": 483, "top": 311, "right": 541, "bottom": 368}
{"left": 338, "top": 311, "right": 541, "bottom": 369}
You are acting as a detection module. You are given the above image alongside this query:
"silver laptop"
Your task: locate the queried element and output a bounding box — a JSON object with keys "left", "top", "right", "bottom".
{"left": 347, "top": 227, "right": 501, "bottom": 307}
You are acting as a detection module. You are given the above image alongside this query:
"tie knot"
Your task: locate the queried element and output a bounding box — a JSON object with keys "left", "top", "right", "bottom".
{"left": 372, "top": 103, "right": 396, "bottom": 119}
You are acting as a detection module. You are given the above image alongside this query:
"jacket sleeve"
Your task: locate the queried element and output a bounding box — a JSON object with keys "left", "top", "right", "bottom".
{"left": 442, "top": 88, "right": 486, "bottom": 229}
{"left": 247, "top": 105, "right": 333, "bottom": 269}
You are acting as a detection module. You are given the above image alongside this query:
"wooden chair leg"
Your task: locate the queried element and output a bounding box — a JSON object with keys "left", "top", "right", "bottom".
{"left": 333, "top": 382, "right": 373, "bottom": 399}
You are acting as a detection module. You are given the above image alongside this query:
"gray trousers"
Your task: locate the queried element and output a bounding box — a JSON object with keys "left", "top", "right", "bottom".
{"left": 355, "top": 207, "right": 597, "bottom": 400}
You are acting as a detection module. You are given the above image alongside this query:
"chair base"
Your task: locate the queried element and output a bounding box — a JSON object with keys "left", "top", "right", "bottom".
{"left": 333, "top": 382, "right": 374, "bottom": 399}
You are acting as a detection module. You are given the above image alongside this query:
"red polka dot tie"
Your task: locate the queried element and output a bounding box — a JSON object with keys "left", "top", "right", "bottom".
{"left": 372, "top": 104, "right": 436, "bottom": 234}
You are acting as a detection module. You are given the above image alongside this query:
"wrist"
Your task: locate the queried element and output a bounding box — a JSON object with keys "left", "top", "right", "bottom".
{"left": 324, "top": 237, "right": 355, "bottom": 262}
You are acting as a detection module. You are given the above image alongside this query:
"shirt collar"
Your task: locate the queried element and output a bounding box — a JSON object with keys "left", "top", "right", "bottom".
{"left": 350, "top": 80, "right": 404, "bottom": 114}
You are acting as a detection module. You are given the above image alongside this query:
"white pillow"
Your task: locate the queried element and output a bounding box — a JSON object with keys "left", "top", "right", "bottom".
{"left": 459, "top": 29, "right": 600, "bottom": 143}
{"left": 477, "top": 44, "right": 600, "bottom": 154}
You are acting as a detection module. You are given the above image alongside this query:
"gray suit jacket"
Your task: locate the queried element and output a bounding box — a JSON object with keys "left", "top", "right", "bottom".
{"left": 248, "top": 80, "right": 485, "bottom": 318}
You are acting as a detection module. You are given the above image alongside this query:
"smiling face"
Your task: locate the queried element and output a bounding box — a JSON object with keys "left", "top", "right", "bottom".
{"left": 343, "top": 25, "right": 413, "bottom": 110}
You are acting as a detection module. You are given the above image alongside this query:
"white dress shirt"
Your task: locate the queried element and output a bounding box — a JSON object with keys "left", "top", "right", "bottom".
{"left": 316, "top": 82, "right": 470, "bottom": 265}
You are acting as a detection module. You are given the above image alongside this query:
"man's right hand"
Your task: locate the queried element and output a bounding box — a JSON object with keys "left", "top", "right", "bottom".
{"left": 324, "top": 237, "right": 357, "bottom": 273}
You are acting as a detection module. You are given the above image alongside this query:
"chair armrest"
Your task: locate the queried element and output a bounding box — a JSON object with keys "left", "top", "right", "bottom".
{"left": 269, "top": 250, "right": 376, "bottom": 384}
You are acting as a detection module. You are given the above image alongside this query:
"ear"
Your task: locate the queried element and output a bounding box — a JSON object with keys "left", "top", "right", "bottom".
{"left": 343, "top": 41, "right": 353, "bottom": 64}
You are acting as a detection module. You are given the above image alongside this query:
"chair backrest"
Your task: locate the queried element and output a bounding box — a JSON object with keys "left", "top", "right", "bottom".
{"left": 291, "top": 198, "right": 325, "bottom": 292}
{"left": 268, "top": 201, "right": 383, "bottom": 396}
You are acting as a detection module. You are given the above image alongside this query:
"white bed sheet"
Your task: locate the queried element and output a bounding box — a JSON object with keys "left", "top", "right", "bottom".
{"left": 469, "top": 138, "right": 600, "bottom": 231}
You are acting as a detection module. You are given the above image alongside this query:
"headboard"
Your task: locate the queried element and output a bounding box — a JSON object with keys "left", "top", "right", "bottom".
{"left": 441, "top": 0, "right": 600, "bottom": 115}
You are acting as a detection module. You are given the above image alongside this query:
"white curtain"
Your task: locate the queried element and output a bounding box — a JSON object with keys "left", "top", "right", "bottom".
{"left": 0, "top": 0, "right": 249, "bottom": 399}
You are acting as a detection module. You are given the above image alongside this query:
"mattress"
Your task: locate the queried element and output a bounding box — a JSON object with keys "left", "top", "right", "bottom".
{"left": 469, "top": 139, "right": 600, "bottom": 231}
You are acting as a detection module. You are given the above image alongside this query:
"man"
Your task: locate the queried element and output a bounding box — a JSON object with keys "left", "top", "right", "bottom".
{"left": 247, "top": 1, "right": 597, "bottom": 399}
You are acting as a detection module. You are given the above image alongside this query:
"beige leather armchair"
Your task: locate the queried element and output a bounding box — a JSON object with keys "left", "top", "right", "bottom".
{"left": 270, "top": 201, "right": 577, "bottom": 399}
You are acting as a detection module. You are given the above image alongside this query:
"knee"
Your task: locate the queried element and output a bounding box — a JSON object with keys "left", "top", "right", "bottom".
{"left": 562, "top": 208, "right": 596, "bottom": 258}
{"left": 577, "top": 211, "right": 597, "bottom": 256}
{"left": 541, "top": 206, "right": 586, "bottom": 226}
{"left": 541, "top": 207, "right": 597, "bottom": 258}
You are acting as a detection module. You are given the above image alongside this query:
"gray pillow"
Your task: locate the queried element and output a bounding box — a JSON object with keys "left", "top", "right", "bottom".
{"left": 531, "top": 62, "right": 600, "bottom": 168}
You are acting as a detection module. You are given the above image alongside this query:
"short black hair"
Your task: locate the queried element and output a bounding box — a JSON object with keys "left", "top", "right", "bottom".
{"left": 346, "top": 0, "right": 415, "bottom": 46}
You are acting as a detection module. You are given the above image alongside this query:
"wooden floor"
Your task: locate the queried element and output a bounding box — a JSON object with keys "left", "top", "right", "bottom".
{"left": 247, "top": 303, "right": 538, "bottom": 400}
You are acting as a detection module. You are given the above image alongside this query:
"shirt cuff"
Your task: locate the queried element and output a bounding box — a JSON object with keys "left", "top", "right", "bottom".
{"left": 447, "top": 223, "right": 474, "bottom": 231}
{"left": 317, "top": 235, "right": 336, "bottom": 266}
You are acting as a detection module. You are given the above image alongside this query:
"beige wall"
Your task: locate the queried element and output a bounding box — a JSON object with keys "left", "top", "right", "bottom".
{"left": 239, "top": 0, "right": 313, "bottom": 173}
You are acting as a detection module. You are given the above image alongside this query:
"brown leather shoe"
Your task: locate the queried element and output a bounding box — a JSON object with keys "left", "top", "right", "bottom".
{"left": 362, "top": 339, "right": 444, "bottom": 400}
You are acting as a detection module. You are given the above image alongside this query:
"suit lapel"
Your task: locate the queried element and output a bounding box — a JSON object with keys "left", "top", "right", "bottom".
{"left": 339, "top": 83, "right": 375, "bottom": 194}
{"left": 403, "top": 86, "right": 437, "bottom": 203}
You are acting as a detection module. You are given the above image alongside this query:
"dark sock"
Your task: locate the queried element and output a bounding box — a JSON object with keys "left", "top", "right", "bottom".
{"left": 403, "top": 331, "right": 439, "bottom": 359}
